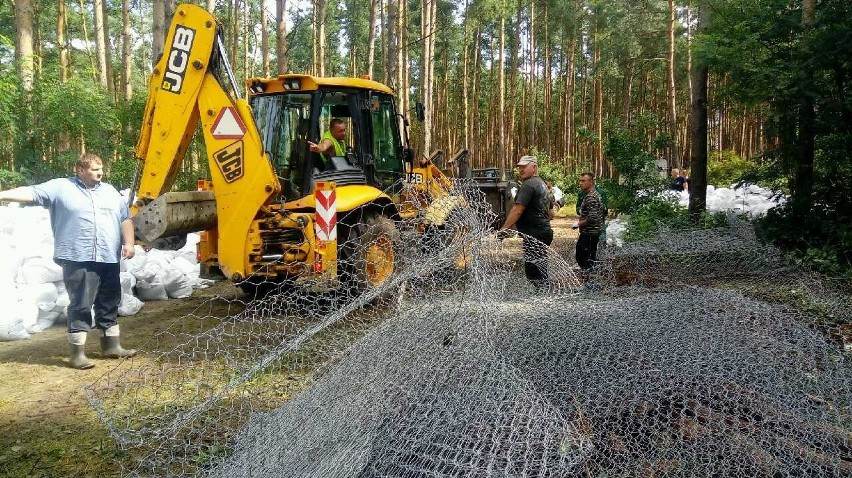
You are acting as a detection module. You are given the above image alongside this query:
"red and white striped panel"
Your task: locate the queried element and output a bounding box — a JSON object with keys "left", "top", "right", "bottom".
{"left": 314, "top": 186, "right": 337, "bottom": 241}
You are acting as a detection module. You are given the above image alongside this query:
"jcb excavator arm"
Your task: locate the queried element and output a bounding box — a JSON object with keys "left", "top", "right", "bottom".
{"left": 131, "top": 4, "right": 281, "bottom": 280}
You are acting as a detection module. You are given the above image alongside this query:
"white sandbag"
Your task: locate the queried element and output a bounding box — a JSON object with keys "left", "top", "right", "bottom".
{"left": 118, "top": 293, "right": 144, "bottom": 316}
{"left": 0, "top": 319, "right": 30, "bottom": 340}
{"left": 120, "top": 271, "right": 137, "bottom": 295}
{"left": 146, "top": 249, "right": 177, "bottom": 267}
{"left": 123, "top": 246, "right": 148, "bottom": 274}
{"left": 15, "top": 256, "right": 63, "bottom": 284}
{"left": 178, "top": 250, "right": 198, "bottom": 265}
{"left": 54, "top": 281, "right": 70, "bottom": 307}
{"left": 132, "top": 261, "right": 161, "bottom": 282}
{"left": 136, "top": 276, "right": 169, "bottom": 301}
{"left": 0, "top": 292, "right": 30, "bottom": 340}
{"left": 163, "top": 269, "right": 193, "bottom": 299}
{"left": 0, "top": 238, "right": 24, "bottom": 287}
{"left": 32, "top": 308, "right": 62, "bottom": 332}
{"left": 171, "top": 256, "right": 199, "bottom": 276}
{"left": 19, "top": 282, "right": 59, "bottom": 311}
{"left": 4, "top": 292, "right": 38, "bottom": 337}
{"left": 177, "top": 233, "right": 201, "bottom": 264}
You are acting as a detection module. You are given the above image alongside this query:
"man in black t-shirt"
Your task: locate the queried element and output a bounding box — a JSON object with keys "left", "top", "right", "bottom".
{"left": 498, "top": 155, "right": 554, "bottom": 290}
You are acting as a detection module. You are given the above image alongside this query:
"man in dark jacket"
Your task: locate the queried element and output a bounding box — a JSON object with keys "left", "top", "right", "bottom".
{"left": 576, "top": 172, "right": 605, "bottom": 281}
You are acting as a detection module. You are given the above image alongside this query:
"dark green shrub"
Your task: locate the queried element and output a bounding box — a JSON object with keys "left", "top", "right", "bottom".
{"left": 707, "top": 150, "right": 755, "bottom": 188}
{"left": 625, "top": 196, "right": 728, "bottom": 243}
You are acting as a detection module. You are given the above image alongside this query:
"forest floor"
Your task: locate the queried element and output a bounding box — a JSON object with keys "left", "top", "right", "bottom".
{"left": 0, "top": 217, "right": 580, "bottom": 477}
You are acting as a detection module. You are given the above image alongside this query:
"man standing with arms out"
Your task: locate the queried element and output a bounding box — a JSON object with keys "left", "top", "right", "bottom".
{"left": 576, "top": 172, "right": 605, "bottom": 282}
{"left": 0, "top": 153, "right": 138, "bottom": 369}
{"left": 498, "top": 155, "right": 554, "bottom": 291}
{"left": 307, "top": 117, "right": 347, "bottom": 166}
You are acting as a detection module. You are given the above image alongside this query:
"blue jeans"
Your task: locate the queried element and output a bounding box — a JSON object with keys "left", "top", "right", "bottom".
{"left": 59, "top": 260, "right": 121, "bottom": 334}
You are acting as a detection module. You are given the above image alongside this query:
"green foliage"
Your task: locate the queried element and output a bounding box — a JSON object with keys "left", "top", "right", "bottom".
{"left": 707, "top": 150, "right": 755, "bottom": 188}
{"left": 757, "top": 201, "right": 852, "bottom": 279}
{"left": 703, "top": 0, "right": 852, "bottom": 276}
{"left": 0, "top": 43, "right": 19, "bottom": 167}
{"left": 603, "top": 115, "right": 668, "bottom": 214}
{"left": 624, "top": 196, "right": 728, "bottom": 243}
{"left": 531, "top": 150, "right": 574, "bottom": 190}
{"left": 0, "top": 168, "right": 25, "bottom": 189}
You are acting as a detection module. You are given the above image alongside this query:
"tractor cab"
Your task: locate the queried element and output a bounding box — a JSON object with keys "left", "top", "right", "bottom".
{"left": 248, "top": 75, "right": 407, "bottom": 201}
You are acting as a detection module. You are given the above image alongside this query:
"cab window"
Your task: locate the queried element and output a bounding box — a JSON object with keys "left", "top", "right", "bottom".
{"left": 370, "top": 95, "right": 403, "bottom": 174}
{"left": 251, "top": 92, "right": 312, "bottom": 200}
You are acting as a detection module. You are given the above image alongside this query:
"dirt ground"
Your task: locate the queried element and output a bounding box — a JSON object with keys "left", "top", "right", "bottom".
{"left": 0, "top": 217, "right": 579, "bottom": 478}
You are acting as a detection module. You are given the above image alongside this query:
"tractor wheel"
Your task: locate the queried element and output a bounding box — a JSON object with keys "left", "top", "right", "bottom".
{"left": 339, "top": 211, "right": 400, "bottom": 292}
{"left": 422, "top": 206, "right": 474, "bottom": 270}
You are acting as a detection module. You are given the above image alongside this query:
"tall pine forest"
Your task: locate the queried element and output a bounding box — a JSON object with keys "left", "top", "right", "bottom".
{"left": 2, "top": 0, "right": 850, "bottom": 275}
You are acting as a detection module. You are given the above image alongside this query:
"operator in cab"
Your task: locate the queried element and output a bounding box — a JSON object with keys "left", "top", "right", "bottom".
{"left": 307, "top": 118, "right": 347, "bottom": 168}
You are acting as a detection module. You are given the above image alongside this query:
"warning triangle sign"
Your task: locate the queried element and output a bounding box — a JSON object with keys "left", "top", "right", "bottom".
{"left": 211, "top": 107, "right": 247, "bottom": 140}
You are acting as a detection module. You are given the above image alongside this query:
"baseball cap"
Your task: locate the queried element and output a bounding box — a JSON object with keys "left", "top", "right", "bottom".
{"left": 516, "top": 155, "right": 537, "bottom": 166}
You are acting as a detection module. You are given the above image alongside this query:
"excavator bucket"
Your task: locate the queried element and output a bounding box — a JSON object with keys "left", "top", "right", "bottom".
{"left": 132, "top": 191, "right": 217, "bottom": 245}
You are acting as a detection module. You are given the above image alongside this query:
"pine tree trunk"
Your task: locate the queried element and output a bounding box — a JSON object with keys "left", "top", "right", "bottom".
{"left": 77, "top": 0, "right": 98, "bottom": 83}
{"left": 58, "top": 0, "right": 69, "bottom": 83}
{"left": 229, "top": 0, "right": 238, "bottom": 72}
{"left": 316, "top": 0, "right": 327, "bottom": 76}
{"left": 593, "top": 16, "right": 603, "bottom": 175}
{"left": 152, "top": 0, "right": 165, "bottom": 66}
{"left": 32, "top": 1, "right": 41, "bottom": 79}
{"left": 499, "top": 16, "right": 506, "bottom": 165}
{"left": 261, "top": 5, "right": 269, "bottom": 77}
{"left": 276, "top": 0, "right": 288, "bottom": 74}
{"left": 542, "top": 5, "right": 551, "bottom": 157}
{"left": 400, "top": 0, "right": 409, "bottom": 117}
{"left": 366, "top": 0, "right": 377, "bottom": 78}
{"left": 667, "top": 0, "right": 678, "bottom": 167}
{"left": 688, "top": 5, "right": 709, "bottom": 218}
{"left": 421, "top": 0, "right": 436, "bottom": 155}
{"left": 121, "top": 0, "right": 132, "bottom": 100}
{"left": 684, "top": 6, "right": 693, "bottom": 166}
{"left": 462, "top": 24, "right": 470, "bottom": 155}
{"left": 385, "top": 0, "right": 397, "bottom": 86}
{"left": 93, "top": 0, "right": 109, "bottom": 91}
{"left": 793, "top": 0, "right": 816, "bottom": 219}
{"left": 527, "top": 1, "right": 535, "bottom": 148}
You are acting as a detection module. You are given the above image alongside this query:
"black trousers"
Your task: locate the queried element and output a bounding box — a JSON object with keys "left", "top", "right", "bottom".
{"left": 59, "top": 260, "right": 121, "bottom": 334}
{"left": 575, "top": 233, "right": 600, "bottom": 279}
{"left": 522, "top": 229, "right": 553, "bottom": 289}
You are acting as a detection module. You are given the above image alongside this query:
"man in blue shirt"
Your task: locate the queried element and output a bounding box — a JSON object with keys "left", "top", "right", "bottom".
{"left": 0, "top": 153, "right": 138, "bottom": 369}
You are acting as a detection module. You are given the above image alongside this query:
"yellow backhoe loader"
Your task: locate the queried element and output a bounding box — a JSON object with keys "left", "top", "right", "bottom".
{"left": 130, "top": 4, "right": 463, "bottom": 294}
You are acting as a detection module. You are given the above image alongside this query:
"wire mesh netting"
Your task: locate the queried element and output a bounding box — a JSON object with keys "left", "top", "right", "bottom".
{"left": 85, "top": 180, "right": 852, "bottom": 477}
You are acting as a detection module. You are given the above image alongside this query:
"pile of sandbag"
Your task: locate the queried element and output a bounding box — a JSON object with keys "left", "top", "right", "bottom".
{"left": 602, "top": 183, "right": 785, "bottom": 249}
{"left": 0, "top": 203, "right": 209, "bottom": 341}
{"left": 666, "top": 182, "right": 785, "bottom": 217}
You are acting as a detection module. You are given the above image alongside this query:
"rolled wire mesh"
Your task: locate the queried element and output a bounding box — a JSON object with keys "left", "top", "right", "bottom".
{"left": 85, "top": 180, "right": 851, "bottom": 477}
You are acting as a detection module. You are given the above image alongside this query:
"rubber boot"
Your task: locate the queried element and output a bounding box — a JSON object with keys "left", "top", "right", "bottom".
{"left": 68, "top": 332, "right": 95, "bottom": 369}
{"left": 100, "top": 325, "right": 137, "bottom": 359}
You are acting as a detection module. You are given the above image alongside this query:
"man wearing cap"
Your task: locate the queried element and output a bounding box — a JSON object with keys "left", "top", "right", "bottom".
{"left": 498, "top": 155, "right": 554, "bottom": 290}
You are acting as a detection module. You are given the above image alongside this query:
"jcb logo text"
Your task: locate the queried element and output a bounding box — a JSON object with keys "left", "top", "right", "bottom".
{"left": 213, "top": 142, "right": 244, "bottom": 183}
{"left": 162, "top": 26, "right": 196, "bottom": 94}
